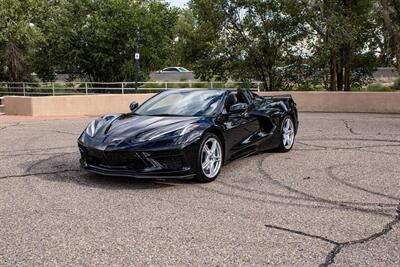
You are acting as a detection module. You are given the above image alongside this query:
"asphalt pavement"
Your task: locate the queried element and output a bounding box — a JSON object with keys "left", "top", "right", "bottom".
{"left": 0, "top": 113, "right": 399, "bottom": 266}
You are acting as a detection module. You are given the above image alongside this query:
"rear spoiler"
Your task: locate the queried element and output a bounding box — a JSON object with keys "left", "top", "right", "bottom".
{"left": 260, "top": 94, "right": 293, "bottom": 100}
{"left": 265, "top": 94, "right": 293, "bottom": 98}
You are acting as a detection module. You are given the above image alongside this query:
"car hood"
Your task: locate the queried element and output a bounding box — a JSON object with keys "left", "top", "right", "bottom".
{"left": 93, "top": 114, "right": 199, "bottom": 143}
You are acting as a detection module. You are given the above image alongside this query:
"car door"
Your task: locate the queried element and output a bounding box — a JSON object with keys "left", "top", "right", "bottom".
{"left": 221, "top": 94, "right": 260, "bottom": 160}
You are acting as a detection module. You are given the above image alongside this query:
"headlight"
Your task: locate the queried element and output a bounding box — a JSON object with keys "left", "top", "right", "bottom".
{"left": 84, "top": 115, "right": 116, "bottom": 137}
{"left": 85, "top": 120, "right": 101, "bottom": 137}
{"left": 85, "top": 120, "right": 96, "bottom": 137}
{"left": 136, "top": 124, "right": 199, "bottom": 142}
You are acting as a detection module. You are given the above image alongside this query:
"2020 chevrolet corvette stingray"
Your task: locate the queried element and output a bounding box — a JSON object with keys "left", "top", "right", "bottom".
{"left": 78, "top": 89, "right": 298, "bottom": 182}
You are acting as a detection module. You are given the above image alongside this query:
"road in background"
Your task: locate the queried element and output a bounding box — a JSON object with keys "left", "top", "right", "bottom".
{"left": 0, "top": 113, "right": 399, "bottom": 266}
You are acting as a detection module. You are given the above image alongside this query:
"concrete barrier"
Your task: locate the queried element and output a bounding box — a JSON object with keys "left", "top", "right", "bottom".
{"left": 3, "top": 91, "right": 400, "bottom": 116}
{"left": 259, "top": 91, "right": 400, "bottom": 113}
{"left": 4, "top": 94, "right": 153, "bottom": 116}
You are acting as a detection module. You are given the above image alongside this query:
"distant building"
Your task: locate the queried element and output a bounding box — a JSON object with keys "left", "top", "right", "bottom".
{"left": 372, "top": 67, "right": 399, "bottom": 82}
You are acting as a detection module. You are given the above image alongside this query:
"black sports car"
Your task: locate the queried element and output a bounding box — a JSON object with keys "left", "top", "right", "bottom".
{"left": 78, "top": 89, "right": 298, "bottom": 182}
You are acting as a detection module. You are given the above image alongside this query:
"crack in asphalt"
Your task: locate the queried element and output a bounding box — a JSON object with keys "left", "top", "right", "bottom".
{"left": 265, "top": 203, "right": 400, "bottom": 267}
{"left": 0, "top": 122, "right": 21, "bottom": 131}
{"left": 0, "top": 145, "right": 75, "bottom": 154}
{"left": 297, "top": 140, "right": 400, "bottom": 152}
{"left": 300, "top": 137, "right": 400, "bottom": 143}
{"left": 0, "top": 169, "right": 81, "bottom": 180}
{"left": 321, "top": 202, "right": 400, "bottom": 266}
{"left": 342, "top": 120, "right": 359, "bottom": 135}
{"left": 0, "top": 150, "right": 77, "bottom": 159}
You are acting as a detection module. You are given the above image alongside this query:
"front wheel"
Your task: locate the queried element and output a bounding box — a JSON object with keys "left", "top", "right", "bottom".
{"left": 194, "top": 133, "right": 223, "bottom": 183}
{"left": 277, "top": 116, "right": 295, "bottom": 152}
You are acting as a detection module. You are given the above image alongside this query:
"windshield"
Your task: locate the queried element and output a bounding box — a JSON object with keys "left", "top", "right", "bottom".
{"left": 135, "top": 90, "right": 225, "bottom": 117}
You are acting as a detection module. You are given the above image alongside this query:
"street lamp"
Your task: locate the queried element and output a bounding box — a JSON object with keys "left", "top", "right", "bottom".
{"left": 134, "top": 30, "right": 140, "bottom": 91}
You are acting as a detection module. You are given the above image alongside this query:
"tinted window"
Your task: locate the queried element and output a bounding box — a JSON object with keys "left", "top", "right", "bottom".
{"left": 135, "top": 90, "right": 225, "bottom": 116}
{"left": 163, "top": 68, "right": 178, "bottom": 72}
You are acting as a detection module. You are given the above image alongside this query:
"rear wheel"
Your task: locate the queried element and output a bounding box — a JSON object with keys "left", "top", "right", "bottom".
{"left": 194, "top": 133, "right": 223, "bottom": 182}
{"left": 277, "top": 116, "right": 295, "bottom": 152}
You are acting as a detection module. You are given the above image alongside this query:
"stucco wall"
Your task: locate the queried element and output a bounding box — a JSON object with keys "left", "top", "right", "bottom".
{"left": 4, "top": 94, "right": 153, "bottom": 116}
{"left": 4, "top": 91, "right": 400, "bottom": 116}
{"left": 259, "top": 91, "right": 400, "bottom": 113}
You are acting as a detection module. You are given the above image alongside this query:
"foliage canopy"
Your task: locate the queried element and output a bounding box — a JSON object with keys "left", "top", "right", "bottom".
{"left": 0, "top": 0, "right": 398, "bottom": 90}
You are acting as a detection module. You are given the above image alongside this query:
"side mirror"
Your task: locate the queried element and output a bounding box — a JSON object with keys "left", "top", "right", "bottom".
{"left": 229, "top": 103, "right": 248, "bottom": 114}
{"left": 129, "top": 101, "right": 139, "bottom": 111}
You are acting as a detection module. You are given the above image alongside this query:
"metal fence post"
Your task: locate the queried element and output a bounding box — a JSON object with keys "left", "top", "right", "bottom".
{"left": 257, "top": 82, "right": 260, "bottom": 92}
{"left": 23, "top": 82, "right": 26, "bottom": 96}
{"left": 210, "top": 82, "right": 213, "bottom": 89}
{"left": 52, "top": 82, "right": 55, "bottom": 96}
{"left": 165, "top": 82, "right": 168, "bottom": 90}
{"left": 85, "top": 82, "right": 88, "bottom": 95}
{"left": 122, "top": 82, "right": 125, "bottom": 94}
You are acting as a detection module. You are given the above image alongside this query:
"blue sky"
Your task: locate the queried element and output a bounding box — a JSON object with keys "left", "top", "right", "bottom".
{"left": 167, "top": 0, "right": 188, "bottom": 8}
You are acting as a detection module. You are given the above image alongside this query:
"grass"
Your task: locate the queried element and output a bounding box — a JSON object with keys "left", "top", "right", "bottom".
{"left": 359, "top": 83, "right": 395, "bottom": 92}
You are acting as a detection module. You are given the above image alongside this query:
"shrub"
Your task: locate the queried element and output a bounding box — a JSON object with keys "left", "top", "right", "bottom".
{"left": 393, "top": 79, "right": 400, "bottom": 90}
{"left": 365, "top": 83, "right": 393, "bottom": 92}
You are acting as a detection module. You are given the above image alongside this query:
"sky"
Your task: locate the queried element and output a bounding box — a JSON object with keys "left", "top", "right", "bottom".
{"left": 167, "top": 0, "right": 189, "bottom": 8}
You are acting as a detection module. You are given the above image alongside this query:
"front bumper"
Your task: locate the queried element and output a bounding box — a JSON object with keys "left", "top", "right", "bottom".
{"left": 78, "top": 141, "right": 198, "bottom": 179}
{"left": 82, "top": 164, "right": 195, "bottom": 179}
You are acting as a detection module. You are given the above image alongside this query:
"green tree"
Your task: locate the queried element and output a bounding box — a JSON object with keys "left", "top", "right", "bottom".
{"left": 0, "top": 0, "right": 45, "bottom": 83}
{"left": 39, "top": 0, "right": 178, "bottom": 82}
{"left": 380, "top": 0, "right": 400, "bottom": 74}
{"left": 181, "top": 0, "right": 306, "bottom": 90}
{"left": 299, "top": 0, "right": 378, "bottom": 91}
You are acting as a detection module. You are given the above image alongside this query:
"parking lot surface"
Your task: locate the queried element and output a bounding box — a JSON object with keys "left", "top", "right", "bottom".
{"left": 0, "top": 113, "right": 399, "bottom": 266}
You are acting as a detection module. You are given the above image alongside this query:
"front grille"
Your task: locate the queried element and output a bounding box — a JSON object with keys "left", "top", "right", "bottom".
{"left": 81, "top": 146, "right": 149, "bottom": 170}
{"left": 103, "top": 151, "right": 148, "bottom": 169}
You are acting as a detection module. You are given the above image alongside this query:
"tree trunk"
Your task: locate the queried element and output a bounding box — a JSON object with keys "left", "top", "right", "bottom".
{"left": 258, "top": 66, "right": 269, "bottom": 91}
{"left": 343, "top": 45, "right": 351, "bottom": 91}
{"left": 329, "top": 52, "right": 337, "bottom": 91}
{"left": 337, "top": 48, "right": 344, "bottom": 91}
{"left": 378, "top": 25, "right": 390, "bottom": 66}
{"left": 267, "top": 71, "right": 273, "bottom": 91}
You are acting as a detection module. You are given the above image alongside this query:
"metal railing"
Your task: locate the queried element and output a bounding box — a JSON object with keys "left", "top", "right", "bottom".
{"left": 0, "top": 81, "right": 262, "bottom": 96}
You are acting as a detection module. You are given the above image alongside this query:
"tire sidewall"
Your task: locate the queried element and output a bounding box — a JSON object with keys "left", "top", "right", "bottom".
{"left": 195, "top": 133, "right": 223, "bottom": 182}
{"left": 279, "top": 116, "right": 295, "bottom": 152}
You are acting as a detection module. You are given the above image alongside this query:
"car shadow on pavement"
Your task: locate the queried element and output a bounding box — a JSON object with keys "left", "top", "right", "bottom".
{"left": 21, "top": 152, "right": 196, "bottom": 190}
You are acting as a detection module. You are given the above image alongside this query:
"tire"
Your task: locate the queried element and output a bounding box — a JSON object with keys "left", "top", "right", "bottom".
{"left": 277, "top": 115, "right": 295, "bottom": 152}
{"left": 194, "top": 133, "right": 223, "bottom": 183}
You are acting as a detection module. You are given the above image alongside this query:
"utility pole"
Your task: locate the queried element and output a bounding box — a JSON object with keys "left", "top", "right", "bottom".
{"left": 135, "top": 30, "right": 140, "bottom": 91}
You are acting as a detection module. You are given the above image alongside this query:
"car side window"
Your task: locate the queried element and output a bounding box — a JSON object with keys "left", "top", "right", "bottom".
{"left": 163, "top": 68, "right": 175, "bottom": 72}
